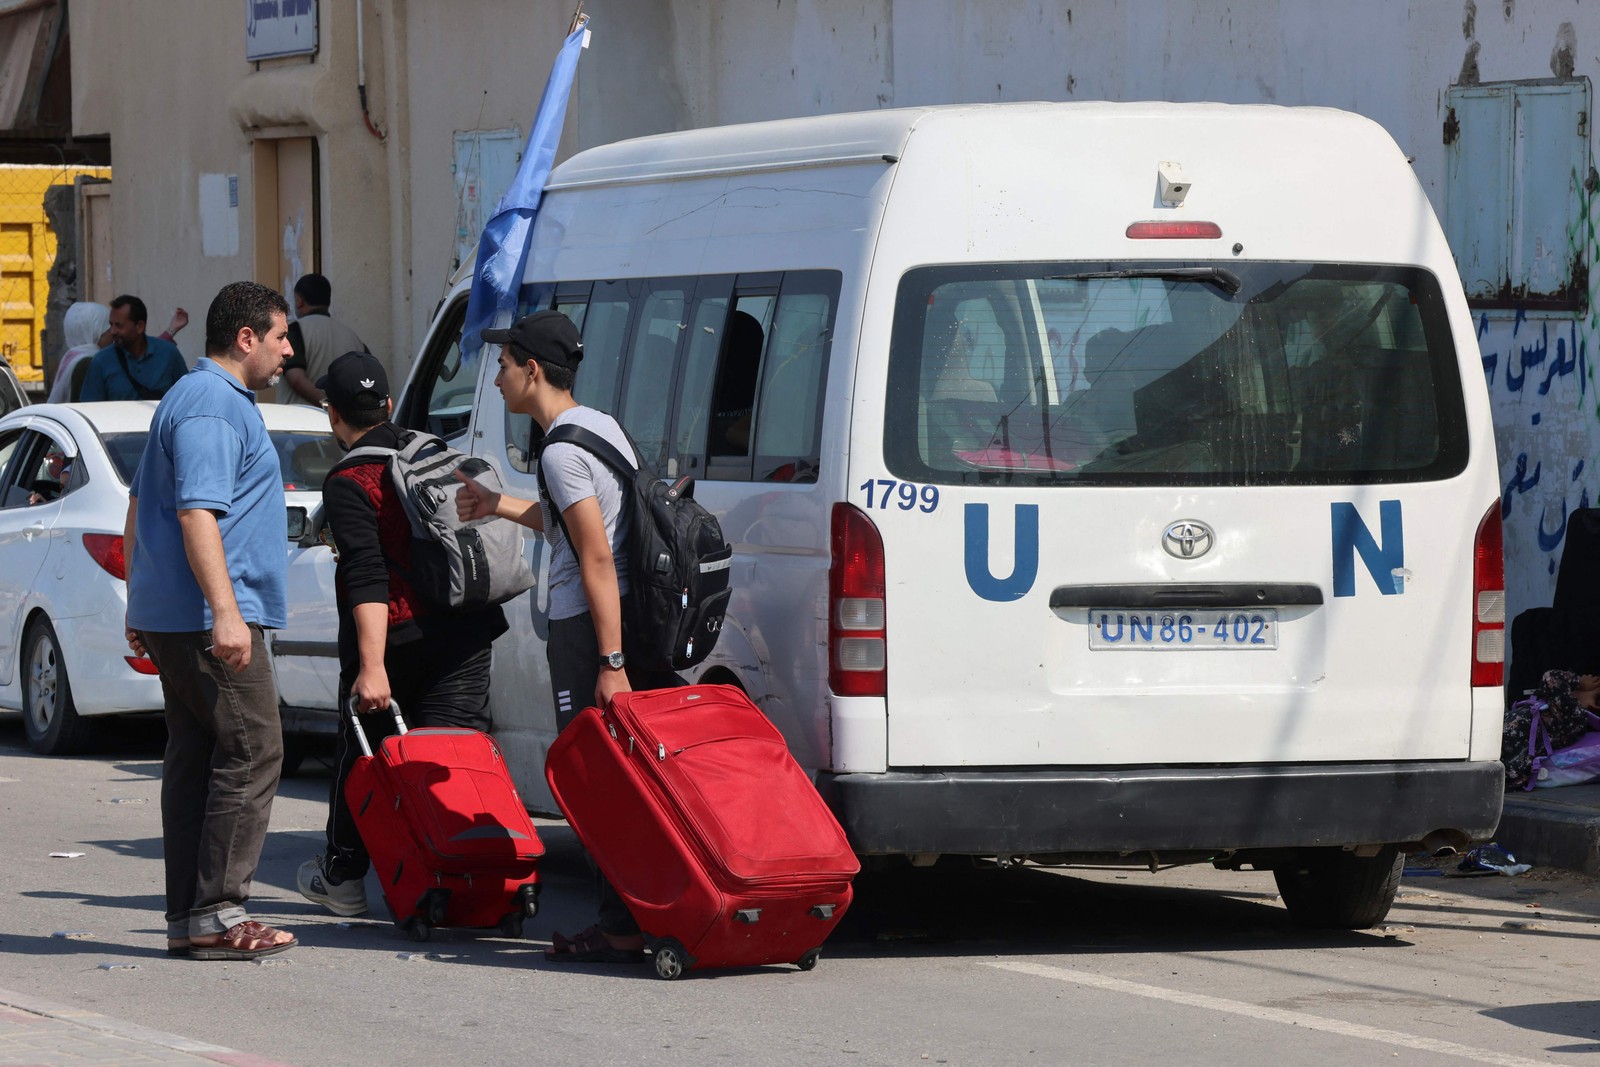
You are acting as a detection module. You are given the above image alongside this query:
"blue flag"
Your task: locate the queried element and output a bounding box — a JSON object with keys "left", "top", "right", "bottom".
{"left": 460, "top": 20, "right": 589, "bottom": 361}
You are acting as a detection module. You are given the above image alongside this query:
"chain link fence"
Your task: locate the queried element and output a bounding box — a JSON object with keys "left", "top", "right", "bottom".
{"left": 0, "top": 164, "right": 111, "bottom": 390}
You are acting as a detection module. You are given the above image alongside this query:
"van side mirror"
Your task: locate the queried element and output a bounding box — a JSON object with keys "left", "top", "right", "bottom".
{"left": 286, "top": 506, "right": 309, "bottom": 541}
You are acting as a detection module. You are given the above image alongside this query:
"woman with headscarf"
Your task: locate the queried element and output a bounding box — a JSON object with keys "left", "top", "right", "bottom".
{"left": 48, "top": 301, "right": 111, "bottom": 403}
{"left": 49, "top": 301, "right": 189, "bottom": 403}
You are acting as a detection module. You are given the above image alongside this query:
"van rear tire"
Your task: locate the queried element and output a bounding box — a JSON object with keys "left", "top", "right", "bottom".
{"left": 1273, "top": 845, "right": 1403, "bottom": 929}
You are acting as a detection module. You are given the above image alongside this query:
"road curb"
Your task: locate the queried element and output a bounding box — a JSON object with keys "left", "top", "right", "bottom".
{"left": 1495, "top": 797, "right": 1600, "bottom": 875}
{"left": 0, "top": 985, "right": 296, "bottom": 1067}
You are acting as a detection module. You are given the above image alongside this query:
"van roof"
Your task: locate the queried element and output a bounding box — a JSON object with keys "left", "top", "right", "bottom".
{"left": 545, "top": 101, "right": 1383, "bottom": 190}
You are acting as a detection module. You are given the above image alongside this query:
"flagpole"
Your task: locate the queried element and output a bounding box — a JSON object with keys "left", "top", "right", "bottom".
{"left": 458, "top": 9, "right": 593, "bottom": 361}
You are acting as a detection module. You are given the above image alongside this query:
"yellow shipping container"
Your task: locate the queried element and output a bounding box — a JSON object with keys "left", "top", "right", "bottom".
{"left": 0, "top": 165, "right": 112, "bottom": 385}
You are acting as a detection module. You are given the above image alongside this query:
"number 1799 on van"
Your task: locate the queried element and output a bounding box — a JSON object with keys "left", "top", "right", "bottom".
{"left": 1089, "top": 610, "right": 1280, "bottom": 650}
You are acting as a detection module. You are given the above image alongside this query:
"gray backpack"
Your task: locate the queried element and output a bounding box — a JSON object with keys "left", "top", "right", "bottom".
{"left": 346, "top": 431, "right": 535, "bottom": 613}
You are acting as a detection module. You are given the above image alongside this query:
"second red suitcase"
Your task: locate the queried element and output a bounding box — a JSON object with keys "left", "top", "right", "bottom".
{"left": 346, "top": 703, "right": 544, "bottom": 941}
{"left": 546, "top": 684, "right": 859, "bottom": 979}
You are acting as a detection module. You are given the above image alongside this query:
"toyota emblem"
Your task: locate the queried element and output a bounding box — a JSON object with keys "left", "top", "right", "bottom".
{"left": 1162, "top": 519, "right": 1215, "bottom": 559}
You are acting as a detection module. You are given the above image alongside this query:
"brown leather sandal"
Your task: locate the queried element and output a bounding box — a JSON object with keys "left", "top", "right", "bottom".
{"left": 188, "top": 921, "right": 297, "bottom": 960}
{"left": 544, "top": 925, "right": 646, "bottom": 964}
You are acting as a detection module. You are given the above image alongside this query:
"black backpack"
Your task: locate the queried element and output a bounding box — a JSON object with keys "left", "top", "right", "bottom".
{"left": 538, "top": 424, "right": 732, "bottom": 672}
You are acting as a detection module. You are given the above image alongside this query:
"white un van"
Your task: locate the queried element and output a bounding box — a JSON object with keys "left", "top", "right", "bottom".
{"left": 280, "top": 101, "right": 1506, "bottom": 929}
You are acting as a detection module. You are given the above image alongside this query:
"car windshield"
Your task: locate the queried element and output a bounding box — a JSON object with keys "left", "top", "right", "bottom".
{"left": 103, "top": 429, "right": 341, "bottom": 490}
{"left": 884, "top": 261, "right": 1470, "bottom": 487}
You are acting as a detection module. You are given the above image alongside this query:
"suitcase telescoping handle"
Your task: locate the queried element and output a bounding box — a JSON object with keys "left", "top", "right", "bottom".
{"left": 346, "top": 696, "right": 407, "bottom": 758}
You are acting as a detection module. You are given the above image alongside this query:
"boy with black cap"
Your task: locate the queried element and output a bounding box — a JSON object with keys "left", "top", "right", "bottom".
{"left": 296, "top": 350, "right": 509, "bottom": 916}
{"left": 456, "top": 310, "right": 679, "bottom": 963}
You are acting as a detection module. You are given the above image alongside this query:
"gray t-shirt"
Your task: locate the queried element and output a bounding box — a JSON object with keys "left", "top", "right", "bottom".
{"left": 539, "top": 405, "right": 633, "bottom": 621}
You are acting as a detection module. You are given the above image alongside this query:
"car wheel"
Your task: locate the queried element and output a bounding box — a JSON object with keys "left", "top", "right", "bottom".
{"left": 22, "top": 618, "right": 94, "bottom": 756}
{"left": 1273, "top": 845, "right": 1403, "bottom": 929}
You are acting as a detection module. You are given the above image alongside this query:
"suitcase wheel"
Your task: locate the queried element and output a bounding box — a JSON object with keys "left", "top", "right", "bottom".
{"left": 796, "top": 949, "right": 821, "bottom": 972}
{"left": 421, "top": 888, "right": 450, "bottom": 926}
{"left": 401, "top": 918, "right": 432, "bottom": 942}
{"left": 497, "top": 914, "right": 525, "bottom": 939}
{"left": 516, "top": 883, "right": 540, "bottom": 920}
{"left": 652, "top": 938, "right": 688, "bottom": 981}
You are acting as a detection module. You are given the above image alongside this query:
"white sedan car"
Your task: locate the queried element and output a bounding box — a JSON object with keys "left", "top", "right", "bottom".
{"left": 0, "top": 401, "right": 343, "bottom": 755}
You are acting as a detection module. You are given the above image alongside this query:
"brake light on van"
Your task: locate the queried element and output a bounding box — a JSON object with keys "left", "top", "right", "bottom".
{"left": 829, "top": 503, "right": 886, "bottom": 697}
{"left": 1125, "top": 220, "right": 1223, "bottom": 239}
{"left": 82, "top": 533, "right": 126, "bottom": 581}
{"left": 1471, "top": 504, "right": 1504, "bottom": 688}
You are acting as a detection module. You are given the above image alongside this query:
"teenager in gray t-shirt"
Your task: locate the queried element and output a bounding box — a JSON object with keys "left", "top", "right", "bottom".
{"left": 538, "top": 404, "right": 632, "bottom": 621}
{"left": 455, "top": 310, "right": 679, "bottom": 966}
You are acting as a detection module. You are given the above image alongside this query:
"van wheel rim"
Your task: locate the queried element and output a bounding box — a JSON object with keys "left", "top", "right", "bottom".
{"left": 27, "top": 635, "right": 59, "bottom": 732}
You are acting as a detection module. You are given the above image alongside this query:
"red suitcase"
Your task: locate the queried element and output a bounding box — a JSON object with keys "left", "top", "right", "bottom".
{"left": 545, "top": 684, "right": 859, "bottom": 979}
{"left": 345, "top": 703, "right": 544, "bottom": 941}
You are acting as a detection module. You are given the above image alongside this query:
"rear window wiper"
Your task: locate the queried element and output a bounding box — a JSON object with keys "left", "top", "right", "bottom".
{"left": 1049, "top": 266, "right": 1243, "bottom": 295}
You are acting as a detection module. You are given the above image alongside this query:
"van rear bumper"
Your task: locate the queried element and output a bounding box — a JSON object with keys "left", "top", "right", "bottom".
{"left": 817, "top": 761, "right": 1505, "bottom": 856}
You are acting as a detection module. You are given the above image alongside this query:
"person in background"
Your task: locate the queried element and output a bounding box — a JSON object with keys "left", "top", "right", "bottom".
{"left": 79, "top": 295, "right": 189, "bottom": 401}
{"left": 278, "top": 274, "right": 367, "bottom": 406}
{"left": 27, "top": 448, "right": 71, "bottom": 505}
{"left": 124, "top": 281, "right": 297, "bottom": 961}
{"left": 49, "top": 302, "right": 110, "bottom": 404}
{"left": 51, "top": 302, "right": 190, "bottom": 404}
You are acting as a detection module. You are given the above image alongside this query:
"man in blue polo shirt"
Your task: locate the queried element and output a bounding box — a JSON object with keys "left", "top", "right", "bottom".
{"left": 80, "top": 294, "right": 188, "bottom": 401}
{"left": 123, "top": 280, "right": 297, "bottom": 962}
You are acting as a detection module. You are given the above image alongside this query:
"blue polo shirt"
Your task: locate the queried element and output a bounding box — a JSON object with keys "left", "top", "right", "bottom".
{"left": 80, "top": 336, "right": 187, "bottom": 401}
{"left": 127, "top": 358, "right": 288, "bottom": 632}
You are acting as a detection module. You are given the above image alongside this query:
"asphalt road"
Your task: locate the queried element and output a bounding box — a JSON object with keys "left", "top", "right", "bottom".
{"left": 2, "top": 711, "right": 1597, "bottom": 1067}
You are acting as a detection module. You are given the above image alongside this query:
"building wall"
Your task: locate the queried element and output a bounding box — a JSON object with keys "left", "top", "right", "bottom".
{"left": 71, "top": 0, "right": 392, "bottom": 374}
{"left": 70, "top": 0, "right": 1600, "bottom": 620}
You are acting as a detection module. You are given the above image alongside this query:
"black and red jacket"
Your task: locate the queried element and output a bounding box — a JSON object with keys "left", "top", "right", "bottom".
{"left": 323, "top": 423, "right": 506, "bottom": 679}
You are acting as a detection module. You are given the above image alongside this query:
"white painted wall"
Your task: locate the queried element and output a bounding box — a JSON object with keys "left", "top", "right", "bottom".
{"left": 70, "top": 0, "right": 1600, "bottom": 621}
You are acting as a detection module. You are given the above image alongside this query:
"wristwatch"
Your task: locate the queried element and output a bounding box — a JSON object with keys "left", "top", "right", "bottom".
{"left": 600, "top": 650, "right": 626, "bottom": 670}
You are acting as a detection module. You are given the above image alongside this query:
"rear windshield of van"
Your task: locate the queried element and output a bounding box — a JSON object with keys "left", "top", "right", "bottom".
{"left": 884, "top": 262, "right": 1470, "bottom": 486}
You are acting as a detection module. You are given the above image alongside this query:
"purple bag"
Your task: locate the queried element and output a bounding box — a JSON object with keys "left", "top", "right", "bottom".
{"left": 1532, "top": 719, "right": 1600, "bottom": 789}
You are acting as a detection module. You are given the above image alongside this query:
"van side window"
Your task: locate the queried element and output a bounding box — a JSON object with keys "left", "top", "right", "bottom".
{"left": 618, "top": 282, "right": 690, "bottom": 470}
{"left": 707, "top": 294, "right": 775, "bottom": 466}
{"left": 669, "top": 291, "right": 731, "bottom": 476}
{"left": 752, "top": 274, "right": 838, "bottom": 483}
{"left": 494, "top": 269, "right": 839, "bottom": 482}
{"left": 572, "top": 281, "right": 633, "bottom": 413}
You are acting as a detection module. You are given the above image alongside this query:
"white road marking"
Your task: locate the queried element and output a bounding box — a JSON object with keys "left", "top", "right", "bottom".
{"left": 983, "top": 960, "right": 1551, "bottom": 1067}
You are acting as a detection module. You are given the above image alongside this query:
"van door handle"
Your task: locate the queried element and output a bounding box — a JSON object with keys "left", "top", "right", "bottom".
{"left": 1050, "top": 583, "right": 1324, "bottom": 608}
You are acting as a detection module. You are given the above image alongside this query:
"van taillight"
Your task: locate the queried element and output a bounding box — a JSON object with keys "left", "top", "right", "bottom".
{"left": 1472, "top": 504, "right": 1504, "bottom": 688}
{"left": 1126, "top": 220, "right": 1223, "bottom": 239}
{"left": 829, "top": 503, "right": 885, "bottom": 697}
{"left": 83, "top": 533, "right": 126, "bottom": 580}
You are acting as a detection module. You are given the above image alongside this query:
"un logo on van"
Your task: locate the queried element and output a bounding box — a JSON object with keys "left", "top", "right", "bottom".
{"left": 1162, "top": 520, "right": 1214, "bottom": 559}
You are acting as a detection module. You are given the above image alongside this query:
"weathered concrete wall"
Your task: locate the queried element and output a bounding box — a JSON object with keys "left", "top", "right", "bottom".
{"left": 71, "top": 0, "right": 392, "bottom": 376}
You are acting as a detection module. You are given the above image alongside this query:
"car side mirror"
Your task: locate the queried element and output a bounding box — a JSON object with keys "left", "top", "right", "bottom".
{"left": 286, "top": 505, "right": 309, "bottom": 541}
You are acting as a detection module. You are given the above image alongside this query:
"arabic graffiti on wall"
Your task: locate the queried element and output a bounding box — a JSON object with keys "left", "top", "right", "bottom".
{"left": 1484, "top": 165, "right": 1600, "bottom": 623}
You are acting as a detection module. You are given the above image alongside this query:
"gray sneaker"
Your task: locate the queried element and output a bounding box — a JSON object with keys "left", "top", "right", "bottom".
{"left": 297, "top": 855, "right": 368, "bottom": 917}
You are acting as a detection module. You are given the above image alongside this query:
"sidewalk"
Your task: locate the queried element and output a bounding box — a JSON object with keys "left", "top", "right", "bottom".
{"left": 1494, "top": 780, "right": 1600, "bottom": 875}
{"left": 0, "top": 986, "right": 293, "bottom": 1067}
